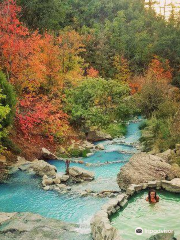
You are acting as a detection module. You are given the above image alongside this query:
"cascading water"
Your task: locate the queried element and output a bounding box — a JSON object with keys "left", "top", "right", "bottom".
{"left": 0, "top": 116, "right": 143, "bottom": 234}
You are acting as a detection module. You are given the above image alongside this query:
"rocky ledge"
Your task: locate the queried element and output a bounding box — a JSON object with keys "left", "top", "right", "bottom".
{"left": 0, "top": 212, "right": 91, "bottom": 240}
{"left": 117, "top": 152, "right": 180, "bottom": 190}
{"left": 16, "top": 159, "right": 95, "bottom": 194}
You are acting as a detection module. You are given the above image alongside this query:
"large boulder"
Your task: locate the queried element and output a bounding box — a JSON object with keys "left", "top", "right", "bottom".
{"left": 41, "top": 148, "right": 58, "bottom": 160}
{"left": 69, "top": 166, "right": 94, "bottom": 181}
{"left": 87, "top": 130, "right": 112, "bottom": 142}
{"left": 117, "top": 153, "right": 177, "bottom": 190}
{"left": 29, "top": 160, "right": 57, "bottom": 177}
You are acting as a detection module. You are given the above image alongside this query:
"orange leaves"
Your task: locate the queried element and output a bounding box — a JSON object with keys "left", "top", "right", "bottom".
{"left": 0, "top": 0, "right": 30, "bottom": 83}
{"left": 0, "top": 1, "right": 86, "bottom": 92}
{"left": 87, "top": 67, "right": 99, "bottom": 78}
{"left": 147, "top": 55, "right": 172, "bottom": 83}
{"left": 128, "top": 56, "right": 173, "bottom": 95}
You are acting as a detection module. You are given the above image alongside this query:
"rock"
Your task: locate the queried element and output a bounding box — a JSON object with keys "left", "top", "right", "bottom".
{"left": 81, "top": 141, "right": 95, "bottom": 149}
{"left": 96, "top": 144, "right": 105, "bottom": 150}
{"left": 87, "top": 152, "right": 94, "bottom": 157}
{"left": 69, "top": 166, "right": 94, "bottom": 181}
{"left": 61, "top": 175, "right": 69, "bottom": 182}
{"left": 87, "top": 130, "right": 112, "bottom": 142}
{"left": 41, "top": 148, "right": 58, "bottom": 160}
{"left": 147, "top": 232, "right": 175, "bottom": 240}
{"left": 80, "top": 191, "right": 88, "bottom": 197}
{"left": 53, "top": 178, "right": 61, "bottom": 184}
{"left": 42, "top": 177, "right": 54, "bottom": 186}
{"left": 43, "top": 186, "right": 50, "bottom": 191}
{"left": 90, "top": 210, "right": 121, "bottom": 240}
{"left": 0, "top": 212, "right": 16, "bottom": 225}
{"left": 0, "top": 212, "right": 91, "bottom": 240}
{"left": 117, "top": 153, "right": 175, "bottom": 190}
{"left": 29, "top": 160, "right": 57, "bottom": 177}
{"left": 56, "top": 173, "right": 69, "bottom": 182}
{"left": 162, "top": 178, "right": 180, "bottom": 193}
{"left": 57, "top": 184, "right": 67, "bottom": 189}
{"left": 156, "top": 149, "right": 172, "bottom": 162}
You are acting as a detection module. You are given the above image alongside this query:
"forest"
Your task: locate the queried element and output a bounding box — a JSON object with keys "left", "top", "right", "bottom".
{"left": 0, "top": 0, "right": 180, "bottom": 160}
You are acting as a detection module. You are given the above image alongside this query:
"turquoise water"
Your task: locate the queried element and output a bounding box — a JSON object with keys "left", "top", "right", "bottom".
{"left": 0, "top": 117, "right": 142, "bottom": 228}
{"left": 111, "top": 190, "right": 180, "bottom": 239}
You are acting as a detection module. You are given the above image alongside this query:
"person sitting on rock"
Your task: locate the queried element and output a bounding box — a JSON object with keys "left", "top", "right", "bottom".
{"left": 146, "top": 189, "right": 159, "bottom": 203}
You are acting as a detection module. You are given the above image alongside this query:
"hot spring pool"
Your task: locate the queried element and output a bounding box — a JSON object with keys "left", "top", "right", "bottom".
{"left": 110, "top": 190, "right": 180, "bottom": 239}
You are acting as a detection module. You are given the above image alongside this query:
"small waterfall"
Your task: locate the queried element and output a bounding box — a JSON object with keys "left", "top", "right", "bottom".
{"left": 74, "top": 217, "right": 92, "bottom": 234}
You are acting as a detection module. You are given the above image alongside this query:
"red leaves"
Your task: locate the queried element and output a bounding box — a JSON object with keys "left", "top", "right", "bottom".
{"left": 147, "top": 55, "right": 172, "bottom": 82}
{"left": 87, "top": 67, "right": 99, "bottom": 78}
{"left": 16, "top": 95, "right": 69, "bottom": 141}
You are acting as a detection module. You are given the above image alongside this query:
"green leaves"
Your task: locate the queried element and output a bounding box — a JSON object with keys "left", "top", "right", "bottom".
{"left": 65, "top": 77, "right": 131, "bottom": 129}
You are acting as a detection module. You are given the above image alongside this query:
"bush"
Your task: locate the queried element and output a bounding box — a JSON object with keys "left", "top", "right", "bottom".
{"left": 103, "top": 123, "right": 127, "bottom": 138}
{"left": 0, "top": 71, "right": 16, "bottom": 128}
{"left": 2, "top": 137, "right": 21, "bottom": 154}
{"left": 69, "top": 148, "right": 90, "bottom": 158}
{"left": 139, "top": 121, "right": 148, "bottom": 130}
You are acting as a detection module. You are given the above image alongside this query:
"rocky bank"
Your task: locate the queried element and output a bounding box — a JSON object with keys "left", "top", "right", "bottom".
{"left": 0, "top": 212, "right": 91, "bottom": 240}
{"left": 117, "top": 151, "right": 180, "bottom": 190}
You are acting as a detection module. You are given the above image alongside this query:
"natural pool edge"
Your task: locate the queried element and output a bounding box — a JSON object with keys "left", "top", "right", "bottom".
{"left": 90, "top": 178, "right": 180, "bottom": 240}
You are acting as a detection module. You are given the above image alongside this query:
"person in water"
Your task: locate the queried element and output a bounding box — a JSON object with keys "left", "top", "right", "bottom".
{"left": 146, "top": 189, "right": 160, "bottom": 203}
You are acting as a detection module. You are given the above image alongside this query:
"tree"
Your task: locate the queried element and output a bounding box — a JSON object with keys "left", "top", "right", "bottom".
{"left": 65, "top": 78, "right": 130, "bottom": 129}
{"left": 17, "top": 0, "right": 68, "bottom": 31}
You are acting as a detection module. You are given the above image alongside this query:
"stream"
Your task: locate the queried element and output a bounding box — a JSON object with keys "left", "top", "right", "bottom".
{"left": 0, "top": 117, "right": 143, "bottom": 235}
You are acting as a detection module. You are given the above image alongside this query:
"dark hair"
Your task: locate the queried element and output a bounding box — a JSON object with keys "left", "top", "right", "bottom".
{"left": 148, "top": 189, "right": 157, "bottom": 203}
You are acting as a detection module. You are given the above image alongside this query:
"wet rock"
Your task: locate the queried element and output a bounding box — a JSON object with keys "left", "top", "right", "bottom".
{"left": 117, "top": 153, "right": 175, "bottom": 190}
{"left": 0, "top": 212, "right": 91, "bottom": 240}
{"left": 29, "top": 160, "right": 57, "bottom": 178}
{"left": 147, "top": 231, "right": 175, "bottom": 240}
{"left": 56, "top": 173, "right": 69, "bottom": 182}
{"left": 161, "top": 178, "right": 180, "bottom": 193}
{"left": 53, "top": 177, "right": 61, "bottom": 184}
{"left": 87, "top": 130, "right": 112, "bottom": 142}
{"left": 41, "top": 147, "right": 58, "bottom": 160}
{"left": 42, "top": 176, "right": 54, "bottom": 186}
{"left": 96, "top": 144, "right": 105, "bottom": 150}
{"left": 87, "top": 152, "right": 94, "bottom": 157}
{"left": 43, "top": 186, "right": 50, "bottom": 191}
{"left": 69, "top": 166, "right": 94, "bottom": 182}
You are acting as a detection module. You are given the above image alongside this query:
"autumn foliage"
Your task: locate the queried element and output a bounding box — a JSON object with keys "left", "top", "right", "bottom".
{"left": 146, "top": 55, "right": 172, "bottom": 82}
{"left": 0, "top": 0, "right": 86, "bottom": 142}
